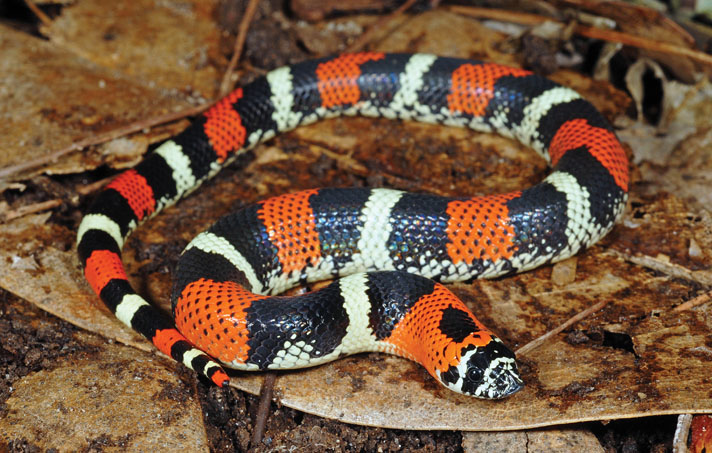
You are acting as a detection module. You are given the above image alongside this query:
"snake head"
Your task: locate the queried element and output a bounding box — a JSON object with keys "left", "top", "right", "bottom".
{"left": 436, "top": 337, "right": 523, "bottom": 399}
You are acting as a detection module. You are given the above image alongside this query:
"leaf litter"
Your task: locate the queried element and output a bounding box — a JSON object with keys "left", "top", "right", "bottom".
{"left": 1, "top": 1, "right": 711, "bottom": 451}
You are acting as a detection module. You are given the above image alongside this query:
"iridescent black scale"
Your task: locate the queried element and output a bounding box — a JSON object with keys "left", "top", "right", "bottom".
{"left": 365, "top": 271, "right": 436, "bottom": 340}
{"left": 170, "top": 203, "right": 278, "bottom": 309}
{"left": 171, "top": 248, "right": 251, "bottom": 307}
{"left": 310, "top": 188, "right": 371, "bottom": 273}
{"left": 554, "top": 147, "right": 624, "bottom": 229}
{"left": 243, "top": 282, "right": 349, "bottom": 368}
{"left": 386, "top": 193, "right": 452, "bottom": 276}
{"left": 355, "top": 55, "right": 412, "bottom": 107}
{"left": 493, "top": 75, "right": 558, "bottom": 128}
{"left": 505, "top": 183, "right": 569, "bottom": 269}
{"left": 438, "top": 305, "right": 482, "bottom": 343}
{"left": 172, "top": 119, "right": 226, "bottom": 180}
{"left": 235, "top": 77, "right": 279, "bottom": 140}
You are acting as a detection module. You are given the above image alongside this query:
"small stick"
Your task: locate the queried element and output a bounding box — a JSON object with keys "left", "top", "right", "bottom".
{"left": 250, "top": 373, "right": 277, "bottom": 448}
{"left": 241, "top": 60, "right": 269, "bottom": 76}
{"left": 607, "top": 250, "right": 712, "bottom": 287}
{"left": 77, "top": 176, "right": 115, "bottom": 196}
{"left": 448, "top": 5, "right": 548, "bottom": 26}
{"left": 576, "top": 24, "right": 712, "bottom": 67}
{"left": 2, "top": 175, "right": 116, "bottom": 222}
{"left": 516, "top": 300, "right": 609, "bottom": 355}
{"left": 345, "top": 0, "right": 418, "bottom": 53}
{"left": 2, "top": 199, "right": 63, "bottom": 222}
{"left": 449, "top": 5, "right": 712, "bottom": 68}
{"left": 673, "top": 414, "right": 693, "bottom": 453}
{"left": 23, "top": 0, "right": 52, "bottom": 27}
{"left": 219, "top": 0, "right": 261, "bottom": 96}
{"left": 0, "top": 104, "right": 209, "bottom": 181}
{"left": 673, "top": 290, "right": 712, "bottom": 313}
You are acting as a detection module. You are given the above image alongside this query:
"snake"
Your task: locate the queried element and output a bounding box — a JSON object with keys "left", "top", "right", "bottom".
{"left": 77, "top": 53, "right": 629, "bottom": 399}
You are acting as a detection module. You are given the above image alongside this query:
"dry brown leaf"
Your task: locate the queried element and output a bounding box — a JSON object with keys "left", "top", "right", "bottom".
{"left": 294, "top": 16, "right": 375, "bottom": 55}
{"left": 462, "top": 427, "right": 604, "bottom": 452}
{"left": 42, "top": 0, "right": 223, "bottom": 98}
{"left": 0, "top": 24, "right": 195, "bottom": 187}
{"left": 374, "top": 10, "right": 520, "bottom": 65}
{"left": 0, "top": 332, "right": 209, "bottom": 452}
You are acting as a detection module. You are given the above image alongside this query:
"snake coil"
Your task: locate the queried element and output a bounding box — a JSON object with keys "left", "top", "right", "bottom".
{"left": 78, "top": 53, "right": 628, "bottom": 399}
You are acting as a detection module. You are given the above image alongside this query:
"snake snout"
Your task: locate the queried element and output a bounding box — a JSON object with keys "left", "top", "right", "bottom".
{"left": 472, "top": 338, "right": 524, "bottom": 399}
{"left": 436, "top": 337, "right": 523, "bottom": 399}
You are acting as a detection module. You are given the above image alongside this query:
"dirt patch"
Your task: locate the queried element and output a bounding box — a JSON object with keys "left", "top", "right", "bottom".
{"left": 199, "top": 384, "right": 462, "bottom": 452}
{"left": 0, "top": 290, "right": 93, "bottom": 416}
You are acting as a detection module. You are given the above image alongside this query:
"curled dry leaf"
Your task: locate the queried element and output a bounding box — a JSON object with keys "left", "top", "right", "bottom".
{"left": 691, "top": 415, "right": 712, "bottom": 453}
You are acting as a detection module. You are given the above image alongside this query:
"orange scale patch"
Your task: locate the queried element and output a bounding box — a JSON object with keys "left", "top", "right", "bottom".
{"left": 203, "top": 88, "right": 247, "bottom": 162}
{"left": 549, "top": 119, "right": 629, "bottom": 191}
{"left": 383, "top": 284, "right": 493, "bottom": 377}
{"left": 152, "top": 328, "right": 187, "bottom": 357}
{"left": 106, "top": 169, "right": 155, "bottom": 221}
{"left": 258, "top": 190, "right": 321, "bottom": 274}
{"left": 209, "top": 369, "right": 230, "bottom": 387}
{"left": 316, "top": 52, "right": 385, "bottom": 108}
{"left": 174, "top": 278, "right": 268, "bottom": 364}
{"left": 445, "top": 192, "right": 520, "bottom": 265}
{"left": 84, "top": 249, "right": 128, "bottom": 295}
{"left": 447, "top": 63, "right": 530, "bottom": 117}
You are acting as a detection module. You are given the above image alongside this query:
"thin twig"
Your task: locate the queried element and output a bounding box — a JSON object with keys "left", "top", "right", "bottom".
{"left": 607, "top": 249, "right": 712, "bottom": 286}
{"left": 250, "top": 373, "right": 277, "bottom": 448}
{"left": 77, "top": 176, "right": 115, "bottom": 196}
{"left": 673, "top": 414, "right": 693, "bottom": 453}
{"left": 0, "top": 103, "right": 210, "bottom": 181}
{"left": 345, "top": 0, "right": 418, "bottom": 53}
{"left": 576, "top": 24, "right": 712, "bottom": 67}
{"left": 219, "top": 0, "right": 261, "bottom": 97}
{"left": 448, "top": 5, "right": 548, "bottom": 26}
{"left": 449, "top": 5, "right": 712, "bottom": 68}
{"left": 23, "top": 0, "right": 52, "bottom": 27}
{"left": 673, "top": 290, "right": 712, "bottom": 313}
{"left": 2, "top": 199, "right": 63, "bottom": 222}
{"left": 241, "top": 60, "right": 269, "bottom": 76}
{"left": 2, "top": 175, "right": 116, "bottom": 222}
{"left": 516, "top": 300, "right": 609, "bottom": 355}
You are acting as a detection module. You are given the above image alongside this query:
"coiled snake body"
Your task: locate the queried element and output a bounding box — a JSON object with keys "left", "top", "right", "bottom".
{"left": 78, "top": 53, "right": 629, "bottom": 399}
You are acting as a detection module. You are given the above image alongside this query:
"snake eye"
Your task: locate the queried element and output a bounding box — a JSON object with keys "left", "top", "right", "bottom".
{"left": 466, "top": 366, "right": 484, "bottom": 384}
